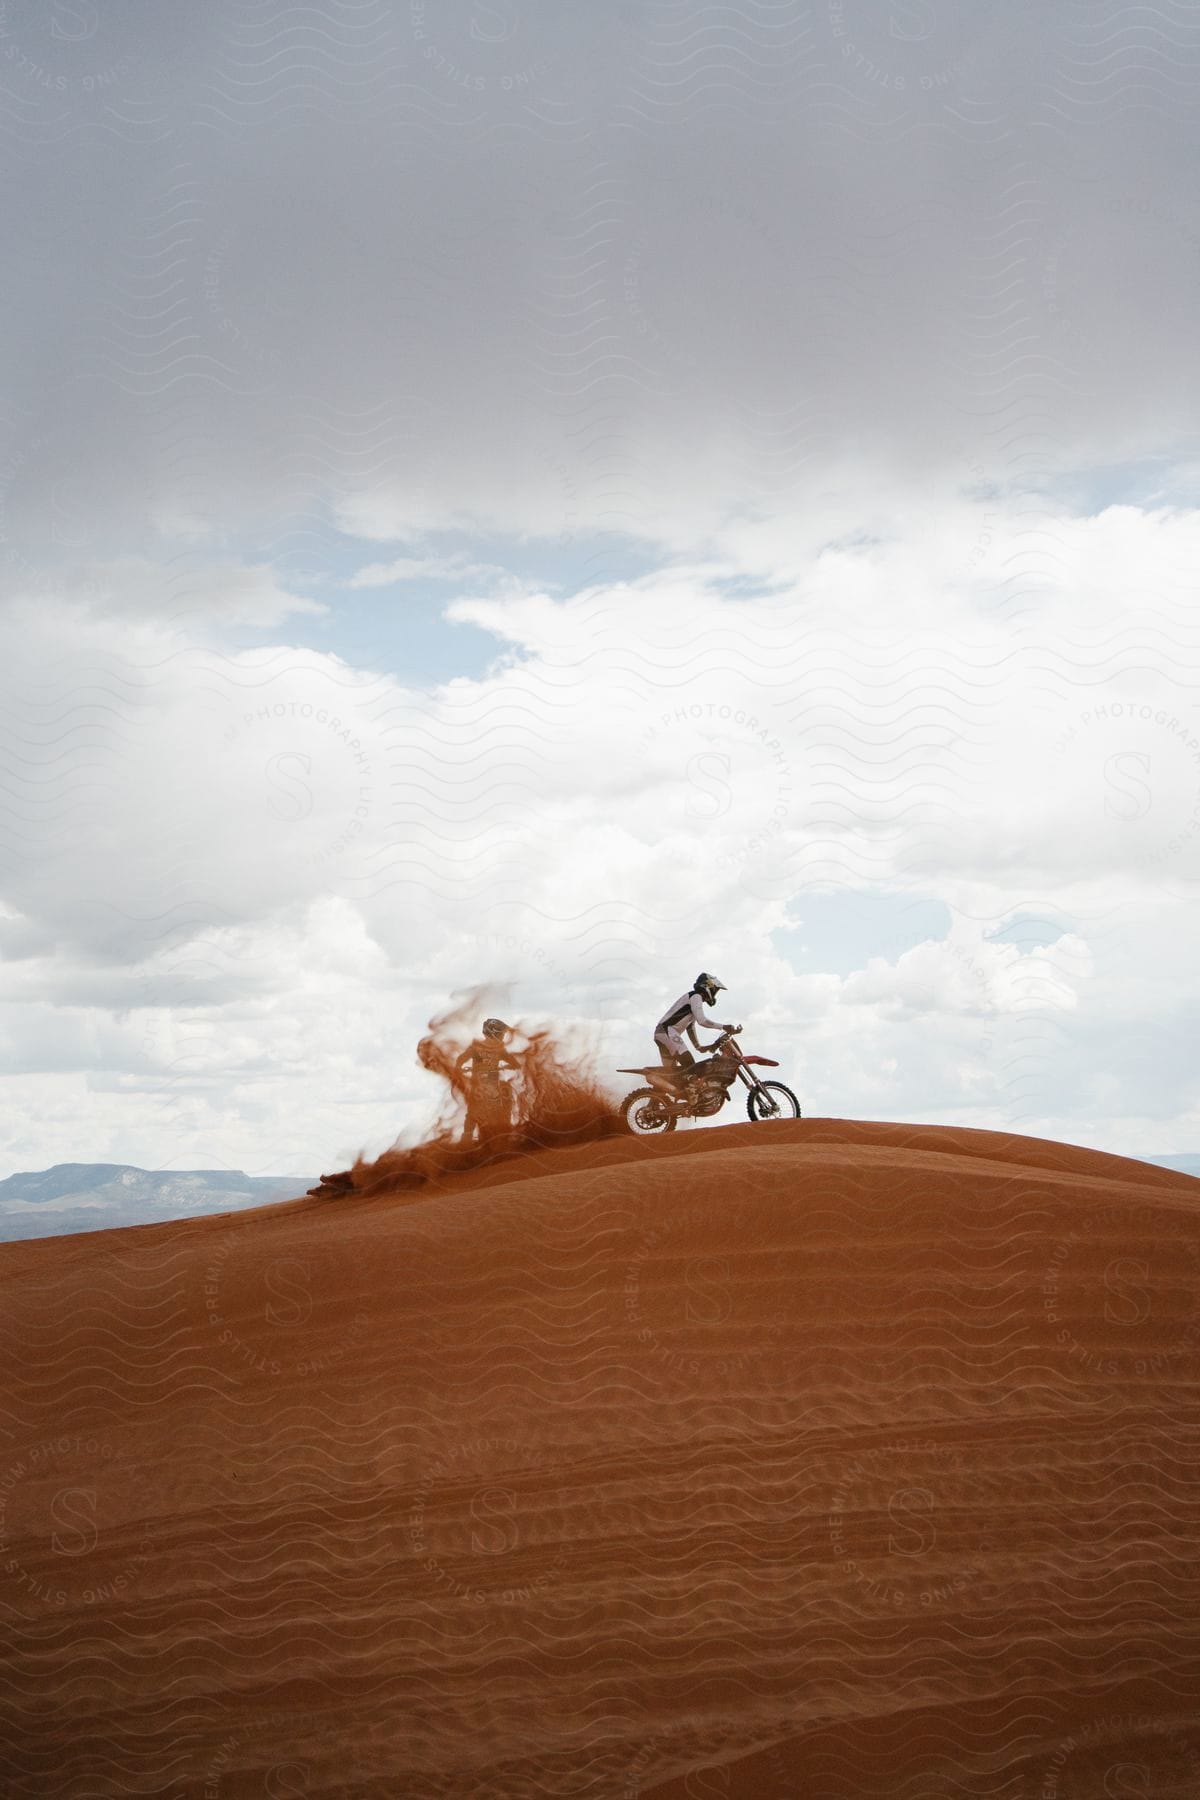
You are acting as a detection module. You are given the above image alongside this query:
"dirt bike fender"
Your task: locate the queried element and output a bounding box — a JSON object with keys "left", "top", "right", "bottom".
{"left": 741, "top": 1055, "right": 779, "bottom": 1066}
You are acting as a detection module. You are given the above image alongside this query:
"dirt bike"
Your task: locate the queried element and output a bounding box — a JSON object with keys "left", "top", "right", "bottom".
{"left": 618, "top": 1027, "right": 800, "bottom": 1135}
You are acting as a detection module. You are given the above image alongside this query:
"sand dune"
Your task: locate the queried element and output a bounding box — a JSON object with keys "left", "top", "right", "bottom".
{"left": 2, "top": 1119, "right": 1199, "bottom": 1798}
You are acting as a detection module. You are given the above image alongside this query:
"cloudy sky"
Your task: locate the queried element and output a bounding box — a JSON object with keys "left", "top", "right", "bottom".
{"left": 1, "top": 0, "right": 1198, "bottom": 1178}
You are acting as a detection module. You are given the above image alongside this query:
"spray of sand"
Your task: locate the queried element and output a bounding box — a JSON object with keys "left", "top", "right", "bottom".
{"left": 310, "top": 990, "right": 624, "bottom": 1198}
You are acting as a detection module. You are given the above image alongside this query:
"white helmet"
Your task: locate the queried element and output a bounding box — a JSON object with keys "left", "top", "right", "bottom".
{"left": 693, "top": 972, "right": 726, "bottom": 1006}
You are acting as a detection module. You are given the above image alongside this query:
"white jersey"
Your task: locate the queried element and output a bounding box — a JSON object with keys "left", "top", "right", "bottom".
{"left": 654, "top": 989, "right": 735, "bottom": 1053}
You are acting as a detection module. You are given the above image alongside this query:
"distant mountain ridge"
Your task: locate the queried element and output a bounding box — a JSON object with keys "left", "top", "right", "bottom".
{"left": 1145, "top": 1154, "right": 1200, "bottom": 1178}
{"left": 0, "top": 1151, "right": 1192, "bottom": 1243}
{"left": 0, "top": 1163, "right": 314, "bottom": 1242}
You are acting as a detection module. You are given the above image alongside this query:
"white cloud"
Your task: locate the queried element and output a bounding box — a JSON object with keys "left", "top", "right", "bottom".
{"left": 2, "top": 557, "right": 324, "bottom": 629}
{"left": 2, "top": 495, "right": 1198, "bottom": 1171}
{"left": 3, "top": 3, "right": 1198, "bottom": 1183}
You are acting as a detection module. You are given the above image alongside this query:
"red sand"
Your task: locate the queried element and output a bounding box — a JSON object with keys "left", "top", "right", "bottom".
{"left": 2, "top": 1118, "right": 1199, "bottom": 1797}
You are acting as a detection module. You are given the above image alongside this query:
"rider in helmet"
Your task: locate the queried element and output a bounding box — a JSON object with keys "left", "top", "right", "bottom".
{"left": 456, "top": 1018, "right": 520, "bottom": 1143}
{"left": 653, "top": 974, "right": 741, "bottom": 1089}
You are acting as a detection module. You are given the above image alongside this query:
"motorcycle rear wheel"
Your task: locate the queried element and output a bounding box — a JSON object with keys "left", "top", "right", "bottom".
{"left": 746, "top": 1081, "right": 800, "bottom": 1122}
{"left": 621, "top": 1086, "right": 678, "bottom": 1134}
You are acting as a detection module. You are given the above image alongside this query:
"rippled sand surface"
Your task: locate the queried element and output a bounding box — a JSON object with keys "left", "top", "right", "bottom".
{"left": 3, "top": 1119, "right": 1199, "bottom": 1797}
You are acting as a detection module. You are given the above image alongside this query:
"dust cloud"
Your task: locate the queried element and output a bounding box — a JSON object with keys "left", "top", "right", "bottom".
{"left": 309, "top": 990, "right": 623, "bottom": 1198}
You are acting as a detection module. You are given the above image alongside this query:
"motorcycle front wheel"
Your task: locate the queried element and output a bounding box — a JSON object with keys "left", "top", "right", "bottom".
{"left": 621, "top": 1087, "right": 678, "bottom": 1134}
{"left": 746, "top": 1081, "right": 801, "bottom": 1122}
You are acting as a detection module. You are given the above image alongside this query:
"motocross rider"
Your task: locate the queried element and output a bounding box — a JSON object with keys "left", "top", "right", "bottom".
{"left": 456, "top": 1017, "right": 520, "bottom": 1143}
{"left": 653, "top": 974, "right": 741, "bottom": 1089}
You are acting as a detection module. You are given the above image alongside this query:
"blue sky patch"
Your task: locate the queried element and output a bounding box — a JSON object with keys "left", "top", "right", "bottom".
{"left": 773, "top": 892, "right": 952, "bottom": 978}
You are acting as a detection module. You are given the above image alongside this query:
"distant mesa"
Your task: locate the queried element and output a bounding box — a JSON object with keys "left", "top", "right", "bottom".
{"left": 0, "top": 1141, "right": 1193, "bottom": 1242}
{"left": 0, "top": 1163, "right": 313, "bottom": 1242}
{"left": 1147, "top": 1153, "right": 1200, "bottom": 1178}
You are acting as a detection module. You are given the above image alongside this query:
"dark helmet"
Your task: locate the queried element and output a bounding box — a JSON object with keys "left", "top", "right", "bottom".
{"left": 482, "top": 1017, "right": 510, "bottom": 1040}
{"left": 693, "top": 972, "right": 726, "bottom": 1007}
